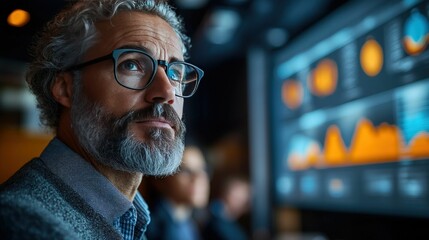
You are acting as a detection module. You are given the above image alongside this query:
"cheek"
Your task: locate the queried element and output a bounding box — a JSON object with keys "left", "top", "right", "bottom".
{"left": 81, "top": 70, "right": 141, "bottom": 115}
{"left": 81, "top": 69, "right": 117, "bottom": 102}
{"left": 173, "top": 97, "right": 184, "bottom": 118}
{"left": 193, "top": 178, "right": 209, "bottom": 203}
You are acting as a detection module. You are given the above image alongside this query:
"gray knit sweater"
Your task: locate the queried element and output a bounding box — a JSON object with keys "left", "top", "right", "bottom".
{"left": 0, "top": 158, "right": 122, "bottom": 239}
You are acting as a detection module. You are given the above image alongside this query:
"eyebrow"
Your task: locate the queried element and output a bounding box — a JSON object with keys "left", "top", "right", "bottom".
{"left": 117, "top": 44, "right": 151, "bottom": 53}
{"left": 116, "top": 44, "right": 182, "bottom": 63}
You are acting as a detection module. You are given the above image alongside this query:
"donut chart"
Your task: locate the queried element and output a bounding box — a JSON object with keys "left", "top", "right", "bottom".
{"left": 403, "top": 9, "right": 429, "bottom": 56}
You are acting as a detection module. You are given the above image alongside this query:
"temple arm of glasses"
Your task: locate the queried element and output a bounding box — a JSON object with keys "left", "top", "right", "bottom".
{"left": 65, "top": 54, "right": 112, "bottom": 71}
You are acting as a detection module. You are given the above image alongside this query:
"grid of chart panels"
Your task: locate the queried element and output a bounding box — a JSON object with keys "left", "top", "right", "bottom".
{"left": 271, "top": 0, "right": 429, "bottom": 217}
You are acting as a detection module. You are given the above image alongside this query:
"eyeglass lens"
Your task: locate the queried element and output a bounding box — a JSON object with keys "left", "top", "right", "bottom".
{"left": 115, "top": 50, "right": 199, "bottom": 97}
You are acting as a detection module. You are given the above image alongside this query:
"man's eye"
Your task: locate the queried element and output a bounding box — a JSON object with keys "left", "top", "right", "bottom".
{"left": 168, "top": 69, "right": 183, "bottom": 81}
{"left": 122, "top": 60, "right": 139, "bottom": 71}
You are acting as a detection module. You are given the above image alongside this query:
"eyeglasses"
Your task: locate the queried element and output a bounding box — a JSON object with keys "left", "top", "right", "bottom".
{"left": 66, "top": 48, "right": 204, "bottom": 98}
{"left": 178, "top": 166, "right": 208, "bottom": 177}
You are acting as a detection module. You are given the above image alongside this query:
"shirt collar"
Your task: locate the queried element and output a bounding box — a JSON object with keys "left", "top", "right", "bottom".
{"left": 40, "top": 137, "right": 149, "bottom": 225}
{"left": 134, "top": 191, "right": 150, "bottom": 233}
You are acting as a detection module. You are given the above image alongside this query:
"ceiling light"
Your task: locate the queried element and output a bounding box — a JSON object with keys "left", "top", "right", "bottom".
{"left": 204, "top": 9, "right": 241, "bottom": 45}
{"left": 265, "top": 28, "right": 288, "bottom": 48}
{"left": 7, "top": 9, "right": 30, "bottom": 27}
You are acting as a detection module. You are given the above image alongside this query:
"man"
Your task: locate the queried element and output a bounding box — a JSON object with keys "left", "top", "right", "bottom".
{"left": 0, "top": 0, "right": 203, "bottom": 239}
{"left": 144, "top": 144, "right": 210, "bottom": 240}
{"left": 202, "top": 172, "right": 251, "bottom": 240}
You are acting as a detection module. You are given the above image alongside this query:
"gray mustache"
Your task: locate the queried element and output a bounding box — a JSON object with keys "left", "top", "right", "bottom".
{"left": 113, "top": 103, "right": 184, "bottom": 133}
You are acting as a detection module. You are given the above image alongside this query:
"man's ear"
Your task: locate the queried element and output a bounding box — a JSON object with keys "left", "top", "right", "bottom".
{"left": 51, "top": 72, "right": 74, "bottom": 108}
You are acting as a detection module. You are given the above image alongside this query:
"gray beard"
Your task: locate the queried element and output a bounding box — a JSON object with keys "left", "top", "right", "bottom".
{"left": 70, "top": 89, "right": 185, "bottom": 176}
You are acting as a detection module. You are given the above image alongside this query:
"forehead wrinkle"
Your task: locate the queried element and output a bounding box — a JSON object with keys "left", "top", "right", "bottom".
{"left": 100, "top": 23, "right": 183, "bottom": 61}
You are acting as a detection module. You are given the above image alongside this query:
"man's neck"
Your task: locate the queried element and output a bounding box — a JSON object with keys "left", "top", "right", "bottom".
{"left": 56, "top": 120, "right": 143, "bottom": 201}
{"left": 91, "top": 161, "right": 143, "bottom": 201}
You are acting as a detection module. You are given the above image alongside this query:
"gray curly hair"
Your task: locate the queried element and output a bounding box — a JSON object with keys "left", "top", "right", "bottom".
{"left": 26, "top": 0, "right": 191, "bottom": 129}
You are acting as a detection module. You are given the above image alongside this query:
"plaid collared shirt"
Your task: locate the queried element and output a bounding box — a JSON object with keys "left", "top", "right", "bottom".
{"left": 113, "top": 194, "right": 149, "bottom": 240}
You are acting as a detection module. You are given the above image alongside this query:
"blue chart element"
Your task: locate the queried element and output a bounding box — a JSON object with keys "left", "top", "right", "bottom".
{"left": 300, "top": 173, "right": 318, "bottom": 197}
{"left": 395, "top": 80, "right": 429, "bottom": 144}
{"left": 398, "top": 168, "right": 427, "bottom": 200}
{"left": 276, "top": 175, "right": 294, "bottom": 195}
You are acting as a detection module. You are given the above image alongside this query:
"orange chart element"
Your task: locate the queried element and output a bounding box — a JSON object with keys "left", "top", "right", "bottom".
{"left": 282, "top": 79, "right": 303, "bottom": 109}
{"left": 403, "top": 36, "right": 429, "bottom": 55}
{"left": 360, "top": 38, "right": 383, "bottom": 77}
{"left": 349, "top": 119, "right": 402, "bottom": 163}
{"left": 407, "top": 132, "right": 429, "bottom": 158}
{"left": 308, "top": 59, "right": 338, "bottom": 97}
{"left": 324, "top": 125, "right": 348, "bottom": 166}
{"left": 287, "top": 118, "right": 429, "bottom": 171}
{"left": 288, "top": 142, "right": 321, "bottom": 170}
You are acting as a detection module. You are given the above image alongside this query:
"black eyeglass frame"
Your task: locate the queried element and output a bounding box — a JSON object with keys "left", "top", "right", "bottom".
{"left": 66, "top": 48, "right": 204, "bottom": 98}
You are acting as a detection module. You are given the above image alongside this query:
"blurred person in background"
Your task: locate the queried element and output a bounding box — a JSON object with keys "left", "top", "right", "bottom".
{"left": 0, "top": 0, "right": 203, "bottom": 238}
{"left": 203, "top": 172, "right": 251, "bottom": 240}
{"left": 144, "top": 144, "right": 210, "bottom": 240}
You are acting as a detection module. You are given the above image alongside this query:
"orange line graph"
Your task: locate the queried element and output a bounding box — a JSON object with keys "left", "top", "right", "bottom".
{"left": 287, "top": 118, "right": 429, "bottom": 171}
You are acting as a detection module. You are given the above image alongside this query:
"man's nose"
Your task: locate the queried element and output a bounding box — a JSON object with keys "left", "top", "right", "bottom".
{"left": 144, "top": 66, "right": 175, "bottom": 104}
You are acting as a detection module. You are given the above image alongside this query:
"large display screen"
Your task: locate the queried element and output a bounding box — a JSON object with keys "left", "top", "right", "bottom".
{"left": 271, "top": 0, "right": 429, "bottom": 217}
